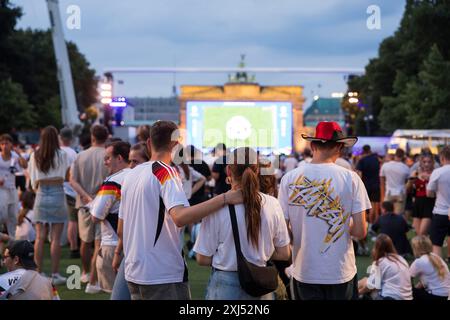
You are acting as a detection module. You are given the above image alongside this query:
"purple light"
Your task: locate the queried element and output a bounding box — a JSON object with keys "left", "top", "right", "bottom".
{"left": 110, "top": 101, "right": 127, "bottom": 107}
{"left": 110, "top": 96, "right": 127, "bottom": 108}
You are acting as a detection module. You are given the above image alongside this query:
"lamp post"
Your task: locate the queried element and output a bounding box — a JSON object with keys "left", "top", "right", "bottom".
{"left": 346, "top": 92, "right": 359, "bottom": 135}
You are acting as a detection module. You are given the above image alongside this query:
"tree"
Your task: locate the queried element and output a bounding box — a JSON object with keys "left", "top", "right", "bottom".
{"left": 381, "top": 45, "right": 450, "bottom": 130}
{"left": 0, "top": 79, "right": 36, "bottom": 132}
{"left": 0, "top": 0, "right": 22, "bottom": 80}
{"left": 346, "top": 0, "right": 450, "bottom": 134}
{"left": 6, "top": 30, "right": 97, "bottom": 128}
{"left": 0, "top": 0, "right": 98, "bottom": 130}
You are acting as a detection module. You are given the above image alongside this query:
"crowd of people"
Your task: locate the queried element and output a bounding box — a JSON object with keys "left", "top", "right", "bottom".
{"left": 0, "top": 120, "right": 449, "bottom": 300}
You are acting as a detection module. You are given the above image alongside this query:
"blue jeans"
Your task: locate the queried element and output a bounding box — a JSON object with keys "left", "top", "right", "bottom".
{"left": 110, "top": 259, "right": 130, "bottom": 300}
{"left": 205, "top": 268, "right": 274, "bottom": 300}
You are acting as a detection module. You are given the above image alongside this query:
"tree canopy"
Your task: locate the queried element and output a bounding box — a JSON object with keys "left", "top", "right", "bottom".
{"left": 345, "top": 0, "right": 450, "bottom": 135}
{"left": 0, "top": 0, "right": 97, "bottom": 133}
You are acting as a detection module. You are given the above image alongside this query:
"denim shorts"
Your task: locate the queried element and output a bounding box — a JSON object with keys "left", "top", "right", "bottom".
{"left": 34, "top": 184, "right": 68, "bottom": 224}
{"left": 205, "top": 268, "right": 274, "bottom": 300}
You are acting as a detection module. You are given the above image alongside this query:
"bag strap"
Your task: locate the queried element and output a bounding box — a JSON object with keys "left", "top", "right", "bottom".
{"left": 228, "top": 204, "right": 244, "bottom": 259}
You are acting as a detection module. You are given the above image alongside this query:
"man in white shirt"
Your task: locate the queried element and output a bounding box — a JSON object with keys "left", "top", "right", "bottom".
{"left": 297, "top": 148, "right": 313, "bottom": 168}
{"left": 427, "top": 146, "right": 450, "bottom": 258}
{"left": 380, "top": 148, "right": 410, "bottom": 214}
{"left": 91, "top": 141, "right": 130, "bottom": 293}
{"left": 0, "top": 134, "right": 27, "bottom": 239}
{"left": 283, "top": 153, "right": 299, "bottom": 173}
{"left": 278, "top": 121, "right": 369, "bottom": 300}
{"left": 119, "top": 121, "right": 242, "bottom": 300}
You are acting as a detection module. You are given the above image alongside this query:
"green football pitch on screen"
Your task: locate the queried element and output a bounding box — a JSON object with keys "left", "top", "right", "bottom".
{"left": 202, "top": 106, "right": 276, "bottom": 148}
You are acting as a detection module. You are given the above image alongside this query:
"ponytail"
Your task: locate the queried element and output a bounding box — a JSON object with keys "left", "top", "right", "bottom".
{"left": 241, "top": 166, "right": 262, "bottom": 249}
{"left": 411, "top": 235, "right": 448, "bottom": 280}
{"left": 428, "top": 253, "right": 448, "bottom": 280}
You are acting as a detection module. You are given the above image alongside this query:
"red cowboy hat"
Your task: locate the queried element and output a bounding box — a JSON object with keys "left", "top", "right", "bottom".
{"left": 301, "top": 121, "right": 358, "bottom": 147}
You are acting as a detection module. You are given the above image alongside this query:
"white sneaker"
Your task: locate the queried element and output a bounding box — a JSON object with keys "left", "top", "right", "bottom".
{"left": 85, "top": 283, "right": 102, "bottom": 294}
{"left": 80, "top": 272, "right": 90, "bottom": 284}
{"left": 51, "top": 273, "right": 67, "bottom": 286}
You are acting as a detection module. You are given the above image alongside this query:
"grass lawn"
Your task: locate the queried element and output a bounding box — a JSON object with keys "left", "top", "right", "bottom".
{"left": 1, "top": 232, "right": 447, "bottom": 300}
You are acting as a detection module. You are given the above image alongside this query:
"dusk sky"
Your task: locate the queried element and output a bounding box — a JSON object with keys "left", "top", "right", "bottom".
{"left": 13, "top": 0, "right": 405, "bottom": 107}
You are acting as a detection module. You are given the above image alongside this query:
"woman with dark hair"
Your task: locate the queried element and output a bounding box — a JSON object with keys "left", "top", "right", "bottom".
{"left": 259, "top": 156, "right": 292, "bottom": 299}
{"left": 129, "top": 142, "right": 150, "bottom": 168}
{"left": 258, "top": 157, "right": 278, "bottom": 198}
{"left": 194, "top": 147, "right": 290, "bottom": 300}
{"left": 15, "top": 191, "right": 36, "bottom": 242}
{"left": 173, "top": 147, "right": 206, "bottom": 258}
{"left": 358, "top": 234, "right": 412, "bottom": 300}
{"left": 407, "top": 154, "right": 435, "bottom": 235}
{"left": 29, "top": 126, "right": 70, "bottom": 285}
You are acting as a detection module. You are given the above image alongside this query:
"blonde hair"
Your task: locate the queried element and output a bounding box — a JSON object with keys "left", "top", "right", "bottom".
{"left": 411, "top": 235, "right": 448, "bottom": 280}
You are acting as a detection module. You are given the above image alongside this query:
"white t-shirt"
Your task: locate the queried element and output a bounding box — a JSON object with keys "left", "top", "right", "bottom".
{"left": 427, "top": 164, "right": 450, "bottom": 216}
{"left": 379, "top": 161, "right": 410, "bottom": 197}
{"left": 194, "top": 193, "right": 290, "bottom": 271}
{"left": 0, "top": 269, "right": 26, "bottom": 294}
{"left": 15, "top": 209, "right": 36, "bottom": 242}
{"left": 278, "top": 162, "right": 371, "bottom": 284}
{"left": 410, "top": 254, "right": 450, "bottom": 297}
{"left": 297, "top": 157, "right": 312, "bottom": 168}
{"left": 176, "top": 166, "right": 204, "bottom": 200}
{"left": 60, "top": 146, "right": 77, "bottom": 164}
{"left": 91, "top": 168, "right": 130, "bottom": 247}
{"left": 284, "top": 157, "right": 299, "bottom": 173}
{"left": 61, "top": 146, "right": 77, "bottom": 198}
{"left": 368, "top": 256, "right": 412, "bottom": 300}
{"left": 119, "top": 161, "right": 190, "bottom": 285}
{"left": 0, "top": 153, "right": 22, "bottom": 189}
{"left": 335, "top": 157, "right": 352, "bottom": 170}
{"left": 29, "top": 150, "right": 69, "bottom": 189}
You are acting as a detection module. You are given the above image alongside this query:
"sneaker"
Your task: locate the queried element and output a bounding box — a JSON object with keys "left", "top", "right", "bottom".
{"left": 51, "top": 273, "right": 67, "bottom": 286}
{"left": 85, "top": 283, "right": 102, "bottom": 294}
{"left": 80, "top": 272, "right": 90, "bottom": 284}
{"left": 40, "top": 272, "right": 48, "bottom": 278}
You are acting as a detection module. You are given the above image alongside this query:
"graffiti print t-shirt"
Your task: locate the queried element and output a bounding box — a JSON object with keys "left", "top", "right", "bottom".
{"left": 278, "top": 162, "right": 371, "bottom": 284}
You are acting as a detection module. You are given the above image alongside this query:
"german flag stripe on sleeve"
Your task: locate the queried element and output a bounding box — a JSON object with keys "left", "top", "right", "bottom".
{"left": 160, "top": 161, "right": 180, "bottom": 179}
{"left": 152, "top": 161, "right": 175, "bottom": 185}
{"left": 97, "top": 181, "right": 121, "bottom": 199}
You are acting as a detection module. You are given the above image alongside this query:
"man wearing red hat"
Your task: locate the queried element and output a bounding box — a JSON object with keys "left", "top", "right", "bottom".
{"left": 278, "top": 121, "right": 370, "bottom": 300}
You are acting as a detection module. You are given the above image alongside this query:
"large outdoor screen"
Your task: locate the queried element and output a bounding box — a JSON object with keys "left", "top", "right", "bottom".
{"left": 186, "top": 101, "right": 292, "bottom": 153}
